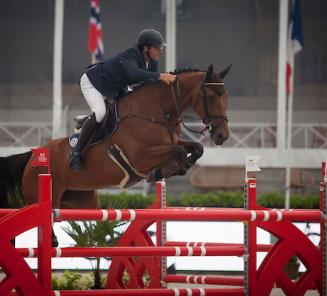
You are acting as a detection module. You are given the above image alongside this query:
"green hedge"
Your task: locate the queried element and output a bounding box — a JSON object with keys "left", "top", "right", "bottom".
{"left": 99, "top": 191, "right": 320, "bottom": 209}
{"left": 175, "top": 192, "right": 244, "bottom": 208}
{"left": 99, "top": 192, "right": 156, "bottom": 209}
{"left": 258, "top": 192, "right": 319, "bottom": 209}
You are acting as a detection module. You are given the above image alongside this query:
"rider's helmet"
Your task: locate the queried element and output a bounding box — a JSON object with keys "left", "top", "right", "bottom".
{"left": 136, "top": 29, "right": 166, "bottom": 49}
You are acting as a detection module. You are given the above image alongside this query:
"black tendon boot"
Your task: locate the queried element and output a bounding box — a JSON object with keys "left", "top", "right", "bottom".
{"left": 69, "top": 113, "right": 98, "bottom": 171}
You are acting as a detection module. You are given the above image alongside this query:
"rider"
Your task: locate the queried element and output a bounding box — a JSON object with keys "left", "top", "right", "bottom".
{"left": 69, "top": 29, "right": 177, "bottom": 171}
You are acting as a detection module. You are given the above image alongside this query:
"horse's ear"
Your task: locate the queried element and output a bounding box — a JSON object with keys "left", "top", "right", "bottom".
{"left": 204, "top": 64, "right": 214, "bottom": 81}
{"left": 219, "top": 64, "right": 232, "bottom": 79}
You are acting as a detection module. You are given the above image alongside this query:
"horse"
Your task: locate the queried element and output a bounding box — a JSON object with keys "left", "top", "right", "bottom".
{"left": 0, "top": 64, "right": 231, "bottom": 246}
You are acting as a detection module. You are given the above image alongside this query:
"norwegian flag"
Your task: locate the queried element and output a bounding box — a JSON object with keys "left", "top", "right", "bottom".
{"left": 89, "top": 0, "right": 105, "bottom": 62}
{"left": 286, "top": 0, "right": 303, "bottom": 96}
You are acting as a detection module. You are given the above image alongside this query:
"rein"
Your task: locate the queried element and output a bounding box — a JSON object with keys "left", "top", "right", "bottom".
{"left": 118, "top": 95, "right": 170, "bottom": 127}
{"left": 118, "top": 91, "right": 177, "bottom": 143}
{"left": 171, "top": 76, "right": 228, "bottom": 136}
{"left": 170, "top": 77, "right": 208, "bottom": 135}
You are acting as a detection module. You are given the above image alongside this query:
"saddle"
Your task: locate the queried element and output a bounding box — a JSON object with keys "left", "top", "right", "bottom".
{"left": 69, "top": 98, "right": 118, "bottom": 148}
{"left": 69, "top": 97, "right": 145, "bottom": 188}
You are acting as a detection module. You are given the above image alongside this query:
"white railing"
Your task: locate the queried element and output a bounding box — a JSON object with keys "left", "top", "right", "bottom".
{"left": 292, "top": 123, "right": 327, "bottom": 149}
{"left": 181, "top": 122, "right": 327, "bottom": 149}
{"left": 0, "top": 121, "right": 327, "bottom": 149}
{"left": 1, "top": 121, "right": 327, "bottom": 168}
{"left": 0, "top": 122, "right": 52, "bottom": 147}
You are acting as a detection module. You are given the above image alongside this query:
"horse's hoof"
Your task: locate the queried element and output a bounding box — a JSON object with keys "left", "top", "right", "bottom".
{"left": 146, "top": 169, "right": 163, "bottom": 182}
{"left": 177, "top": 168, "right": 188, "bottom": 176}
{"left": 146, "top": 171, "right": 155, "bottom": 182}
{"left": 52, "top": 237, "right": 59, "bottom": 247}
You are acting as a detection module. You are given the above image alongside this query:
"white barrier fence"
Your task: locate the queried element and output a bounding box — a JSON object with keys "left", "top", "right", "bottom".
{"left": 1, "top": 121, "right": 327, "bottom": 167}
{"left": 182, "top": 122, "right": 327, "bottom": 149}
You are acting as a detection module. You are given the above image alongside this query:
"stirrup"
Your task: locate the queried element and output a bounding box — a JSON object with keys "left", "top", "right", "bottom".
{"left": 69, "top": 150, "right": 80, "bottom": 158}
{"left": 69, "top": 151, "right": 84, "bottom": 171}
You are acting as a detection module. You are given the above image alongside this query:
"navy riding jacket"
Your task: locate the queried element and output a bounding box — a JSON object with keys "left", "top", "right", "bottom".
{"left": 85, "top": 46, "right": 160, "bottom": 97}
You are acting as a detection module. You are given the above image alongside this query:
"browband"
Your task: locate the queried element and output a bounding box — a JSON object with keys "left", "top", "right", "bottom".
{"left": 204, "top": 82, "right": 224, "bottom": 86}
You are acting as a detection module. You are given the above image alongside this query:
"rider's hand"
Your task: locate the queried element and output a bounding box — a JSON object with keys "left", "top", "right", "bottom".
{"left": 159, "top": 73, "right": 177, "bottom": 85}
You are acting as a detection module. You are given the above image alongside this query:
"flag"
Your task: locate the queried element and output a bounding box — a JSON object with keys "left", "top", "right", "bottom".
{"left": 286, "top": 0, "right": 303, "bottom": 96}
{"left": 31, "top": 148, "right": 50, "bottom": 173}
{"left": 89, "top": 0, "right": 104, "bottom": 62}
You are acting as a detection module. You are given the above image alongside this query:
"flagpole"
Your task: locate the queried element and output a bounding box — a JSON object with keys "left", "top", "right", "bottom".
{"left": 285, "top": 22, "right": 295, "bottom": 210}
{"left": 277, "top": 0, "right": 288, "bottom": 162}
{"left": 285, "top": 66, "right": 294, "bottom": 209}
{"left": 285, "top": 9, "right": 294, "bottom": 209}
{"left": 284, "top": 0, "right": 303, "bottom": 209}
{"left": 165, "top": 0, "right": 176, "bottom": 72}
{"left": 52, "top": 0, "right": 64, "bottom": 139}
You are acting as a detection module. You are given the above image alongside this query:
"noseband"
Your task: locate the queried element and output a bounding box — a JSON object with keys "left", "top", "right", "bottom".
{"left": 171, "top": 77, "right": 228, "bottom": 135}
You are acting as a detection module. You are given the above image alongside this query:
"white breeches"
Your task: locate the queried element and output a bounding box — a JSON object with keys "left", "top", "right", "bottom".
{"left": 80, "top": 73, "right": 106, "bottom": 123}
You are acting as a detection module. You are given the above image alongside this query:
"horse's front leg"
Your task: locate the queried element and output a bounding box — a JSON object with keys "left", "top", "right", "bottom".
{"left": 177, "top": 140, "right": 204, "bottom": 173}
{"left": 133, "top": 144, "right": 188, "bottom": 182}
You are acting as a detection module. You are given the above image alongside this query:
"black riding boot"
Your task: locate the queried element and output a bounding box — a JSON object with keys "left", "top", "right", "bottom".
{"left": 69, "top": 113, "right": 98, "bottom": 171}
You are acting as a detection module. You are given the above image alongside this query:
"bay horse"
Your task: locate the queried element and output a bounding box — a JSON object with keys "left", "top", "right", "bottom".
{"left": 0, "top": 64, "right": 230, "bottom": 245}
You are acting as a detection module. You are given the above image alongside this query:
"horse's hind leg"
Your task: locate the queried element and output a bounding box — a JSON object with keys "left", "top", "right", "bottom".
{"left": 52, "top": 190, "right": 98, "bottom": 247}
{"left": 51, "top": 229, "right": 59, "bottom": 248}
{"left": 51, "top": 183, "right": 65, "bottom": 247}
{"left": 22, "top": 166, "right": 63, "bottom": 247}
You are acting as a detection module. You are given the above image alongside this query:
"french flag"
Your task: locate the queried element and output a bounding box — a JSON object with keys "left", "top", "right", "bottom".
{"left": 88, "top": 0, "right": 105, "bottom": 62}
{"left": 286, "top": 0, "right": 304, "bottom": 96}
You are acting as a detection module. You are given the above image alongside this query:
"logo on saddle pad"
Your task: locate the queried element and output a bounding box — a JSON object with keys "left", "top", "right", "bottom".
{"left": 69, "top": 134, "right": 79, "bottom": 148}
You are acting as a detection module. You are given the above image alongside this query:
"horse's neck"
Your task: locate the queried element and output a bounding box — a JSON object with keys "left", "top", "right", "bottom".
{"left": 119, "top": 85, "right": 172, "bottom": 121}
{"left": 177, "top": 72, "right": 203, "bottom": 111}
{"left": 118, "top": 72, "right": 202, "bottom": 120}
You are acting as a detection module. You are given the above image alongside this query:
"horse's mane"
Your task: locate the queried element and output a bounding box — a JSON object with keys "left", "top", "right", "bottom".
{"left": 169, "top": 68, "right": 203, "bottom": 75}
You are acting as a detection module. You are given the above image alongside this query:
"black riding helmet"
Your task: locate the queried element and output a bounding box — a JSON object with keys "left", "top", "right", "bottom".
{"left": 136, "top": 29, "right": 166, "bottom": 49}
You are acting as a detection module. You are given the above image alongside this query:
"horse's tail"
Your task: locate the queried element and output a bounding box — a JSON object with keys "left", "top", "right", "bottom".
{"left": 0, "top": 151, "right": 32, "bottom": 208}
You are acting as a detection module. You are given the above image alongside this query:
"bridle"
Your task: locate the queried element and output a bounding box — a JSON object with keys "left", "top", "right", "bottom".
{"left": 117, "top": 73, "right": 228, "bottom": 142}
{"left": 171, "top": 76, "right": 228, "bottom": 135}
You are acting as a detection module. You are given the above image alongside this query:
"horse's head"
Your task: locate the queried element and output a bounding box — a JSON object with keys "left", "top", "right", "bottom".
{"left": 193, "top": 64, "right": 231, "bottom": 145}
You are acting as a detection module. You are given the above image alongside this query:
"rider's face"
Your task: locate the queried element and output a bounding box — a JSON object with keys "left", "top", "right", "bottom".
{"left": 148, "top": 46, "right": 164, "bottom": 61}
